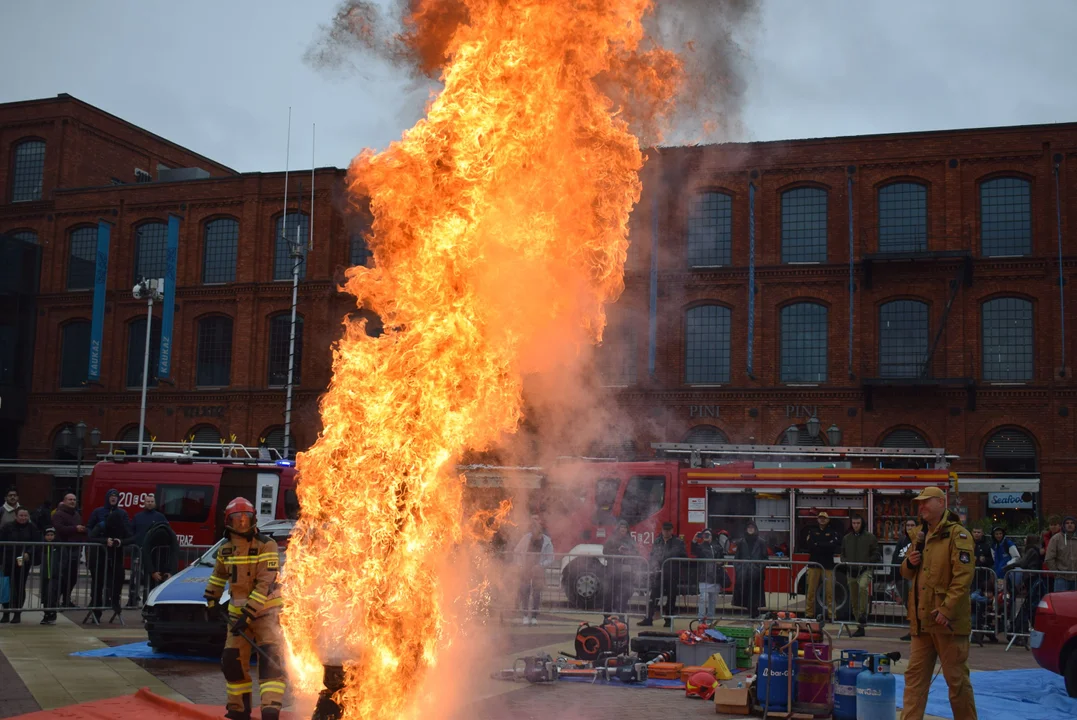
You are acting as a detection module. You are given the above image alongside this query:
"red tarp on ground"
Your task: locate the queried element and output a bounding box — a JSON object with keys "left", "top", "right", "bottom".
{"left": 13, "top": 688, "right": 298, "bottom": 720}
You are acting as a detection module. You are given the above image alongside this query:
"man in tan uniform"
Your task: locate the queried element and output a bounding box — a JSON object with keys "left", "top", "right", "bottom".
{"left": 899, "top": 486, "right": 977, "bottom": 720}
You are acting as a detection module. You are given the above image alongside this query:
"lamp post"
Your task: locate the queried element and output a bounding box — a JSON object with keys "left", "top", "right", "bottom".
{"left": 61, "top": 421, "right": 101, "bottom": 505}
{"left": 826, "top": 424, "right": 843, "bottom": 447}
{"left": 784, "top": 424, "right": 799, "bottom": 446}
{"left": 133, "top": 278, "right": 164, "bottom": 457}
{"left": 806, "top": 415, "right": 821, "bottom": 440}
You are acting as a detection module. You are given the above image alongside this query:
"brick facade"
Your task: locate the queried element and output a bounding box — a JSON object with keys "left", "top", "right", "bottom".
{"left": 2, "top": 94, "right": 1074, "bottom": 520}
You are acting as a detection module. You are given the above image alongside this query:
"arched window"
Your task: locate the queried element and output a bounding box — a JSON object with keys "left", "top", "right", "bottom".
{"left": 687, "top": 192, "right": 732, "bottom": 267}
{"left": 9, "top": 229, "right": 38, "bottom": 244}
{"left": 261, "top": 426, "right": 286, "bottom": 454}
{"left": 67, "top": 226, "right": 98, "bottom": 291}
{"left": 126, "top": 316, "right": 161, "bottom": 388}
{"left": 196, "top": 316, "right": 233, "bottom": 387}
{"left": 133, "top": 222, "right": 168, "bottom": 282}
{"left": 982, "top": 297, "right": 1033, "bottom": 381}
{"left": 780, "top": 302, "right": 828, "bottom": 383}
{"left": 59, "top": 321, "right": 91, "bottom": 388}
{"left": 878, "top": 182, "right": 927, "bottom": 253}
{"left": 881, "top": 428, "right": 929, "bottom": 448}
{"left": 118, "top": 425, "right": 153, "bottom": 454}
{"left": 879, "top": 300, "right": 929, "bottom": 378}
{"left": 683, "top": 425, "right": 728, "bottom": 444}
{"left": 11, "top": 139, "right": 46, "bottom": 202}
{"left": 981, "top": 177, "right": 1031, "bottom": 257}
{"left": 203, "top": 218, "right": 238, "bottom": 284}
{"left": 274, "top": 213, "right": 309, "bottom": 280}
{"left": 781, "top": 187, "right": 827, "bottom": 263}
{"left": 685, "top": 305, "right": 731, "bottom": 384}
{"left": 268, "top": 313, "right": 303, "bottom": 387}
{"left": 983, "top": 427, "right": 1037, "bottom": 474}
{"left": 188, "top": 425, "right": 224, "bottom": 457}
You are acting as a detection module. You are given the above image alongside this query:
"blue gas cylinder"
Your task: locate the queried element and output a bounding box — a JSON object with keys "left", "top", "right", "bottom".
{"left": 833, "top": 649, "right": 869, "bottom": 720}
{"left": 758, "top": 636, "right": 797, "bottom": 712}
{"left": 856, "top": 654, "right": 896, "bottom": 720}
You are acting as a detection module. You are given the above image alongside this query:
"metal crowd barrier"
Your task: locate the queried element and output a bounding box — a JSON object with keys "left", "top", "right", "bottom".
{"left": 491, "top": 550, "right": 650, "bottom": 623}
{"left": 1001, "top": 567, "right": 1077, "bottom": 651}
{"left": 0, "top": 540, "right": 214, "bottom": 624}
{"left": 658, "top": 557, "right": 829, "bottom": 623}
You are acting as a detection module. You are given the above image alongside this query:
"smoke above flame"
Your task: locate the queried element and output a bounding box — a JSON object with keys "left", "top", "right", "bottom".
{"left": 282, "top": 1, "right": 749, "bottom": 717}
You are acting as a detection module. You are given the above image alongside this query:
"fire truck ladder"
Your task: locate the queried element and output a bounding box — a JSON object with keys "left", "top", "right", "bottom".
{"left": 651, "top": 443, "right": 956, "bottom": 469}
{"left": 99, "top": 440, "right": 285, "bottom": 463}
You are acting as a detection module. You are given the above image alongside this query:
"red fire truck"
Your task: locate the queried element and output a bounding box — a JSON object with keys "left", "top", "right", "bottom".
{"left": 81, "top": 441, "right": 299, "bottom": 547}
{"left": 466, "top": 443, "right": 954, "bottom": 609}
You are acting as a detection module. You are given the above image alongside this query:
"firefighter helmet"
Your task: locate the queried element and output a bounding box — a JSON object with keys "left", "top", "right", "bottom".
{"left": 685, "top": 670, "right": 718, "bottom": 700}
{"left": 224, "top": 497, "right": 256, "bottom": 533}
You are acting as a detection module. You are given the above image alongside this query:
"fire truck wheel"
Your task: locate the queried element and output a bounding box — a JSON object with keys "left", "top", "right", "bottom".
{"left": 562, "top": 559, "right": 603, "bottom": 610}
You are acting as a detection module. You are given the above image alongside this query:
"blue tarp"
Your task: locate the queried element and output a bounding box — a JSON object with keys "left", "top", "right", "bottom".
{"left": 894, "top": 668, "right": 1077, "bottom": 720}
{"left": 71, "top": 641, "right": 217, "bottom": 663}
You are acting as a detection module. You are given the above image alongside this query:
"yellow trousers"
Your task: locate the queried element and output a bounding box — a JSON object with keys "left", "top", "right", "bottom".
{"left": 805, "top": 568, "right": 834, "bottom": 619}
{"left": 901, "top": 632, "right": 977, "bottom": 720}
{"left": 221, "top": 612, "right": 286, "bottom": 718}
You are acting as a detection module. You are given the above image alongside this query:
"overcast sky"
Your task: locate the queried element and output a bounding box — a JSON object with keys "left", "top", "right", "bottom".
{"left": 3, "top": 0, "right": 1076, "bottom": 173}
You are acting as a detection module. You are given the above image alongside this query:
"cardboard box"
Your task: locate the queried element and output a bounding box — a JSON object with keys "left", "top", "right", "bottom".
{"left": 713, "top": 685, "right": 750, "bottom": 715}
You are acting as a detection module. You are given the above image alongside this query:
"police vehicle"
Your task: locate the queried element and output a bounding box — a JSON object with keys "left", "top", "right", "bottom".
{"left": 142, "top": 519, "right": 294, "bottom": 655}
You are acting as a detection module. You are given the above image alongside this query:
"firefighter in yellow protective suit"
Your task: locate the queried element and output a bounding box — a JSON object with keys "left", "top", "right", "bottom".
{"left": 204, "top": 497, "right": 286, "bottom": 720}
{"left": 899, "top": 486, "right": 977, "bottom": 720}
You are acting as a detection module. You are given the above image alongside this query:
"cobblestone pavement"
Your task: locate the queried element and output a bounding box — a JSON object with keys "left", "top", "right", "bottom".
{"left": 0, "top": 610, "right": 1045, "bottom": 720}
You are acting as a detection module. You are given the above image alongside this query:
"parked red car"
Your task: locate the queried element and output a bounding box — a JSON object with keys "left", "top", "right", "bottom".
{"left": 1030, "top": 591, "right": 1077, "bottom": 697}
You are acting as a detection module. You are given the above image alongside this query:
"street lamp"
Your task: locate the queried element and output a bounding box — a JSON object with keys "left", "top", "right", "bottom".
{"left": 784, "top": 424, "right": 799, "bottom": 446}
{"left": 826, "top": 424, "right": 842, "bottom": 447}
{"left": 806, "top": 415, "right": 821, "bottom": 440}
{"left": 133, "top": 277, "right": 164, "bottom": 457}
{"left": 62, "top": 421, "right": 101, "bottom": 505}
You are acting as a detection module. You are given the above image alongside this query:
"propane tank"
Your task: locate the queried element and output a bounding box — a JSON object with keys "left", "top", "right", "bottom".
{"left": 855, "top": 654, "right": 896, "bottom": 720}
{"left": 757, "top": 635, "right": 797, "bottom": 713}
{"left": 833, "top": 649, "right": 869, "bottom": 720}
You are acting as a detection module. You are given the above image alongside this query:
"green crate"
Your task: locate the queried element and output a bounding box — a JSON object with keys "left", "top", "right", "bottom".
{"left": 736, "top": 656, "right": 753, "bottom": 669}
{"left": 715, "top": 625, "right": 756, "bottom": 639}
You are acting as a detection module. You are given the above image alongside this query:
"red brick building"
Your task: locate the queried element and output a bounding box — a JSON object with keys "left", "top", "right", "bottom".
{"left": 0, "top": 95, "right": 372, "bottom": 503}
{"left": 2, "top": 94, "right": 1073, "bottom": 523}
{"left": 596, "top": 121, "right": 1077, "bottom": 522}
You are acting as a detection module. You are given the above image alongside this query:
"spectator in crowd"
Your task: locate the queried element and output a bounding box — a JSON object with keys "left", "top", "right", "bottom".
{"left": 733, "top": 521, "right": 768, "bottom": 619}
{"left": 128, "top": 495, "right": 169, "bottom": 606}
{"left": 31, "top": 500, "right": 53, "bottom": 533}
{"left": 513, "top": 513, "right": 553, "bottom": 625}
{"left": 803, "top": 511, "right": 841, "bottom": 623}
{"left": 51, "top": 493, "right": 87, "bottom": 607}
{"left": 1045, "top": 515, "right": 1077, "bottom": 592}
{"left": 991, "top": 526, "right": 1019, "bottom": 586}
{"left": 88, "top": 507, "right": 134, "bottom": 622}
{"left": 1, "top": 508, "right": 42, "bottom": 624}
{"left": 39, "top": 527, "right": 61, "bottom": 625}
{"left": 638, "top": 521, "right": 686, "bottom": 627}
{"left": 691, "top": 529, "right": 722, "bottom": 621}
{"left": 1006, "top": 534, "right": 1049, "bottom": 646}
{"left": 841, "top": 514, "right": 881, "bottom": 637}
{"left": 86, "top": 489, "right": 128, "bottom": 616}
{"left": 892, "top": 518, "right": 917, "bottom": 641}
{"left": 713, "top": 528, "right": 732, "bottom": 557}
{"left": 602, "top": 519, "right": 638, "bottom": 614}
{"left": 970, "top": 527, "right": 998, "bottom": 643}
{"left": 1042, "top": 515, "right": 1062, "bottom": 566}
{"left": 88, "top": 489, "right": 128, "bottom": 535}
{"left": 1, "top": 488, "right": 23, "bottom": 530}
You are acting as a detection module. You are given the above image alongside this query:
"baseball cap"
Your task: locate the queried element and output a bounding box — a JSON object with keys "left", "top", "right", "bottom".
{"left": 816, "top": 511, "right": 829, "bottom": 519}
{"left": 913, "top": 487, "right": 946, "bottom": 502}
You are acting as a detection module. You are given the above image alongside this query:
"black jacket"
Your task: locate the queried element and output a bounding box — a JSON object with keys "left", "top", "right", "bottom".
{"left": 732, "top": 533, "right": 768, "bottom": 608}
{"left": 0, "top": 521, "right": 42, "bottom": 574}
{"left": 649, "top": 534, "right": 687, "bottom": 571}
{"left": 973, "top": 536, "right": 993, "bottom": 570}
{"left": 603, "top": 533, "right": 639, "bottom": 557}
{"left": 803, "top": 523, "right": 842, "bottom": 570}
{"left": 692, "top": 539, "right": 723, "bottom": 584}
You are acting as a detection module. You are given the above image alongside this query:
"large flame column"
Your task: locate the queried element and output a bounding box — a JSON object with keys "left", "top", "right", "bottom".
{"left": 282, "top": 2, "right": 684, "bottom": 718}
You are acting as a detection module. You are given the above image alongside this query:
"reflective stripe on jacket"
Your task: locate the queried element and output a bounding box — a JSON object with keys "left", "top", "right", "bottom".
{"left": 203, "top": 532, "right": 281, "bottom": 617}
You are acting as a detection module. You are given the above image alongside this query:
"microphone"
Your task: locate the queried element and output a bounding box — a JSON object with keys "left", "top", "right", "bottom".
{"left": 915, "top": 521, "right": 928, "bottom": 553}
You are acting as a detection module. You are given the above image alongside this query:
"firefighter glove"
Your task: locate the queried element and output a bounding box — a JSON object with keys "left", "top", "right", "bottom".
{"left": 204, "top": 597, "right": 217, "bottom": 610}
{"left": 232, "top": 608, "right": 254, "bottom": 636}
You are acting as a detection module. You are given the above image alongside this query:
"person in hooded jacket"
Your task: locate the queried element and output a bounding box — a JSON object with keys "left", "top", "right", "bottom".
{"left": 733, "top": 521, "right": 768, "bottom": 619}
{"left": 1, "top": 508, "right": 42, "bottom": 624}
{"left": 990, "top": 526, "right": 1019, "bottom": 587}
{"left": 691, "top": 529, "right": 722, "bottom": 620}
{"left": 88, "top": 489, "right": 130, "bottom": 535}
{"left": 1045, "top": 515, "right": 1077, "bottom": 592}
{"left": 87, "top": 507, "right": 133, "bottom": 621}
{"left": 891, "top": 518, "right": 918, "bottom": 641}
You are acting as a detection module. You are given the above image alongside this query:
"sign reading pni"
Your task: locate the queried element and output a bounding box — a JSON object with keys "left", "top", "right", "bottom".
{"left": 689, "top": 405, "right": 720, "bottom": 418}
{"left": 988, "top": 492, "right": 1034, "bottom": 510}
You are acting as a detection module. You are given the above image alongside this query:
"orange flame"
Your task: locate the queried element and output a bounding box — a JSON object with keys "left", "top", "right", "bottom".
{"left": 282, "top": 2, "right": 684, "bottom": 717}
